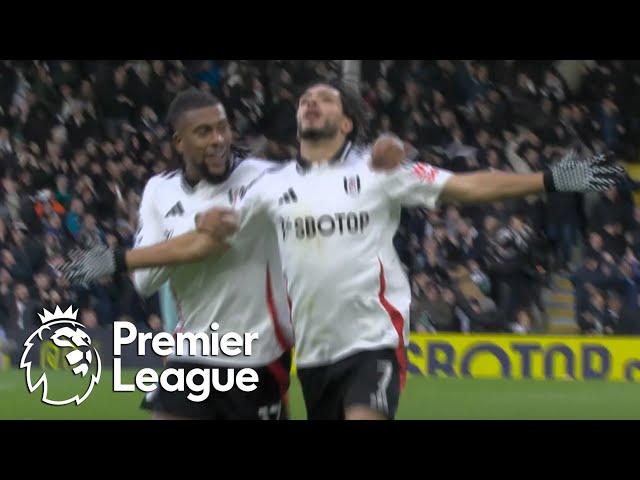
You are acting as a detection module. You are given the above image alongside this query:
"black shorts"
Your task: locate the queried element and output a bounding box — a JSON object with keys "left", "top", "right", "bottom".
{"left": 141, "top": 352, "right": 291, "bottom": 420}
{"left": 297, "top": 348, "right": 402, "bottom": 420}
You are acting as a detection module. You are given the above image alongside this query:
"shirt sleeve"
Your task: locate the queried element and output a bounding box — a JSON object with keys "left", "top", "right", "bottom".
{"left": 382, "top": 161, "right": 454, "bottom": 209}
{"left": 132, "top": 179, "right": 175, "bottom": 298}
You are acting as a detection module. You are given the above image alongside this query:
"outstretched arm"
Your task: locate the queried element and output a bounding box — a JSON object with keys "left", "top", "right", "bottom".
{"left": 440, "top": 171, "right": 544, "bottom": 204}
{"left": 61, "top": 208, "right": 238, "bottom": 288}
{"left": 442, "top": 150, "right": 628, "bottom": 203}
{"left": 384, "top": 146, "right": 630, "bottom": 209}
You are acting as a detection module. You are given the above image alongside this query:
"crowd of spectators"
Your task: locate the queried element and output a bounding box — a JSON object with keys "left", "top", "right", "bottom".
{"left": 0, "top": 60, "right": 637, "bottom": 344}
{"left": 367, "top": 60, "right": 640, "bottom": 335}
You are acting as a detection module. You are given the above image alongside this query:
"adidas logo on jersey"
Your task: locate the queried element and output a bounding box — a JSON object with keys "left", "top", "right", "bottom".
{"left": 278, "top": 188, "right": 298, "bottom": 206}
{"left": 165, "top": 201, "right": 185, "bottom": 218}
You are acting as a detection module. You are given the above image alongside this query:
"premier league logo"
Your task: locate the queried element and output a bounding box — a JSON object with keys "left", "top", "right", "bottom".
{"left": 20, "top": 306, "right": 102, "bottom": 406}
{"left": 411, "top": 163, "right": 438, "bottom": 184}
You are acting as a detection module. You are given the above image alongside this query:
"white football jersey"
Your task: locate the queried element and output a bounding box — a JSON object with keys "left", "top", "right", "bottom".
{"left": 133, "top": 157, "right": 294, "bottom": 367}
{"left": 229, "top": 142, "right": 453, "bottom": 372}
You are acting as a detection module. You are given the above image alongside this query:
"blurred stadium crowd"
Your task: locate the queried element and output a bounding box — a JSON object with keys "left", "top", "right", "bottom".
{"left": 0, "top": 60, "right": 637, "bottom": 342}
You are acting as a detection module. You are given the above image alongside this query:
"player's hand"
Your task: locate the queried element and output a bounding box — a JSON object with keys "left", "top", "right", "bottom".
{"left": 59, "top": 243, "right": 118, "bottom": 287}
{"left": 186, "top": 234, "right": 231, "bottom": 260}
{"left": 195, "top": 207, "right": 239, "bottom": 240}
{"left": 371, "top": 135, "right": 415, "bottom": 172}
{"left": 545, "top": 149, "right": 631, "bottom": 193}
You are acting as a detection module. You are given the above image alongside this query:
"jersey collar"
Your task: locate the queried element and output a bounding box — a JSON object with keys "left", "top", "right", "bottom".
{"left": 295, "top": 141, "right": 353, "bottom": 174}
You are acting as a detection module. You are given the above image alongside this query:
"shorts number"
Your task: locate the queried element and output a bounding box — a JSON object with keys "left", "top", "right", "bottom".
{"left": 258, "top": 402, "right": 282, "bottom": 420}
{"left": 370, "top": 360, "right": 392, "bottom": 414}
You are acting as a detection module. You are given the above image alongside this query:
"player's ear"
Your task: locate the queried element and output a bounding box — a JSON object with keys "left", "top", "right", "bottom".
{"left": 341, "top": 117, "right": 353, "bottom": 137}
{"left": 173, "top": 132, "right": 183, "bottom": 154}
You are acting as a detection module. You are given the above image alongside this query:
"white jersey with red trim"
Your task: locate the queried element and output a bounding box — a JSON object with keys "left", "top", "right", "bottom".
{"left": 132, "top": 157, "right": 293, "bottom": 367}
{"left": 229, "top": 143, "right": 453, "bottom": 370}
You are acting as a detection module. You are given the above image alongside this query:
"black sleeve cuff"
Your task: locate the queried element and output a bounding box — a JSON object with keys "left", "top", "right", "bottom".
{"left": 543, "top": 170, "right": 556, "bottom": 193}
{"left": 114, "top": 248, "right": 128, "bottom": 273}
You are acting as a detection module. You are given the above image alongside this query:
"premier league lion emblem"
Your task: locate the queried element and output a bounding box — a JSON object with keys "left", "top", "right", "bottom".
{"left": 20, "top": 306, "right": 102, "bottom": 406}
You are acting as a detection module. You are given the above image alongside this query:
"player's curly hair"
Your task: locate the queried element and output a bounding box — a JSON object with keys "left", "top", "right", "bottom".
{"left": 299, "top": 79, "right": 370, "bottom": 146}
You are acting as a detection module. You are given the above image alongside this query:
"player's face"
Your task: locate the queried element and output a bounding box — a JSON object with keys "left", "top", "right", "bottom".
{"left": 174, "top": 105, "right": 232, "bottom": 180}
{"left": 297, "top": 84, "right": 353, "bottom": 142}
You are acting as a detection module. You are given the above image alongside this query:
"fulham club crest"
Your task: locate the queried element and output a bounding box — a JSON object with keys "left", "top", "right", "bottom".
{"left": 343, "top": 175, "right": 361, "bottom": 197}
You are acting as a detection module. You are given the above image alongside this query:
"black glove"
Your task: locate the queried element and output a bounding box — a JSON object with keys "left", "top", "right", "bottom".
{"left": 544, "top": 150, "right": 630, "bottom": 193}
{"left": 60, "top": 244, "right": 128, "bottom": 287}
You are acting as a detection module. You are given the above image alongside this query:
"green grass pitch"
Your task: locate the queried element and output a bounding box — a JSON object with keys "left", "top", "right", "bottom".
{"left": 1, "top": 369, "right": 639, "bottom": 420}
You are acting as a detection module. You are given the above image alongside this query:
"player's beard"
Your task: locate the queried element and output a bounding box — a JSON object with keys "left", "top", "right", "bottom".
{"left": 184, "top": 150, "right": 231, "bottom": 185}
{"left": 298, "top": 119, "right": 340, "bottom": 142}
{"left": 201, "top": 151, "right": 231, "bottom": 183}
